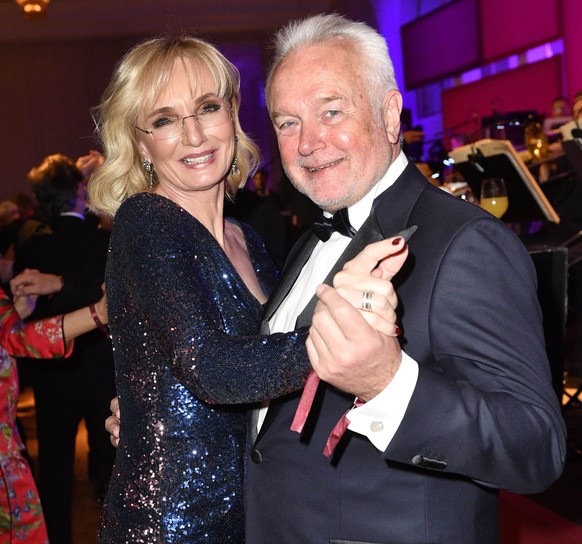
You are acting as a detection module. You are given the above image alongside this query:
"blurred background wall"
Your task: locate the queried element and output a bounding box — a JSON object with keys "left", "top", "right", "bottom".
{"left": 1, "top": 0, "right": 580, "bottom": 201}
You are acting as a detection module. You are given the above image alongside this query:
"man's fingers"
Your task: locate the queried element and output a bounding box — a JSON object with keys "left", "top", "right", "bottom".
{"left": 105, "top": 415, "right": 120, "bottom": 447}
{"left": 306, "top": 325, "right": 327, "bottom": 370}
{"left": 105, "top": 415, "right": 120, "bottom": 436}
{"left": 314, "top": 284, "right": 375, "bottom": 340}
{"left": 106, "top": 397, "right": 120, "bottom": 448}
{"left": 359, "top": 311, "right": 400, "bottom": 337}
{"left": 110, "top": 396, "right": 120, "bottom": 418}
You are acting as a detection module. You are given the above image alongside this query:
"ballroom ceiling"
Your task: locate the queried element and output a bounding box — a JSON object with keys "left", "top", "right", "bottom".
{"left": 0, "top": 0, "right": 339, "bottom": 42}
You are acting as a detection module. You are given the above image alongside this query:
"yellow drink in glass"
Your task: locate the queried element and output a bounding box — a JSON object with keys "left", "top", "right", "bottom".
{"left": 480, "top": 178, "right": 508, "bottom": 219}
{"left": 480, "top": 196, "right": 509, "bottom": 218}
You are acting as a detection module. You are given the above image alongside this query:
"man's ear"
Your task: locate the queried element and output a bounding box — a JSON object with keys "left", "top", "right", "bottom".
{"left": 382, "top": 90, "right": 403, "bottom": 144}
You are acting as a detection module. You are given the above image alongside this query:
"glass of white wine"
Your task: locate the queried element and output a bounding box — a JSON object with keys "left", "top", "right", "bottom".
{"left": 480, "top": 178, "right": 508, "bottom": 219}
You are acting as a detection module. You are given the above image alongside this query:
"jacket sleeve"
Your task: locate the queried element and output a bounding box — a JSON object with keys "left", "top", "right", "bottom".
{"left": 384, "top": 217, "right": 566, "bottom": 494}
{"left": 109, "top": 203, "right": 310, "bottom": 406}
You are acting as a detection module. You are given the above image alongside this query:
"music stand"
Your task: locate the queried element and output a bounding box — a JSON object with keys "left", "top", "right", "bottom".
{"left": 449, "top": 139, "right": 560, "bottom": 224}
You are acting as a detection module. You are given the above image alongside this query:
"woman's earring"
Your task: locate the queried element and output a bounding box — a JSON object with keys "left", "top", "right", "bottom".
{"left": 143, "top": 160, "right": 154, "bottom": 188}
{"left": 231, "top": 135, "right": 239, "bottom": 175}
{"left": 230, "top": 155, "right": 239, "bottom": 176}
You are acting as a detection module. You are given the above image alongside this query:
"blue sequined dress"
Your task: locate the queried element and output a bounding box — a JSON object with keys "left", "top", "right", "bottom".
{"left": 98, "top": 193, "right": 309, "bottom": 543}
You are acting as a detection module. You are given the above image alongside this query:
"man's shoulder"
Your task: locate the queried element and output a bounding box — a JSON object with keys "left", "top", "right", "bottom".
{"left": 417, "top": 181, "right": 486, "bottom": 219}
{"left": 17, "top": 218, "right": 52, "bottom": 244}
{"left": 378, "top": 164, "right": 490, "bottom": 229}
{"left": 46, "top": 216, "right": 109, "bottom": 243}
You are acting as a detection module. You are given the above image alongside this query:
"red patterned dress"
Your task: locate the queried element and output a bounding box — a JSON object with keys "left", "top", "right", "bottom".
{"left": 0, "top": 288, "right": 72, "bottom": 543}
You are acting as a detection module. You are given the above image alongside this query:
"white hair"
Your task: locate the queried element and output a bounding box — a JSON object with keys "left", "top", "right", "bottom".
{"left": 265, "top": 13, "right": 398, "bottom": 112}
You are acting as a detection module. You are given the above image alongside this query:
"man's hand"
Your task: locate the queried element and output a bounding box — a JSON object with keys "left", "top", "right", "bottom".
{"left": 307, "top": 237, "right": 409, "bottom": 401}
{"left": 10, "top": 269, "right": 63, "bottom": 297}
{"left": 76, "top": 150, "right": 104, "bottom": 184}
{"left": 105, "top": 397, "right": 120, "bottom": 447}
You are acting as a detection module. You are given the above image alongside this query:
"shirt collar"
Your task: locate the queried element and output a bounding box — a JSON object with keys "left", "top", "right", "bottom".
{"left": 346, "top": 151, "right": 408, "bottom": 230}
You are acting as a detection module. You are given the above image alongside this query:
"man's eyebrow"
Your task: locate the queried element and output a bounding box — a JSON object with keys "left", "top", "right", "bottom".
{"left": 272, "top": 96, "right": 344, "bottom": 117}
{"left": 271, "top": 95, "right": 346, "bottom": 121}
{"left": 320, "top": 95, "right": 343, "bottom": 104}
{"left": 271, "top": 111, "right": 291, "bottom": 121}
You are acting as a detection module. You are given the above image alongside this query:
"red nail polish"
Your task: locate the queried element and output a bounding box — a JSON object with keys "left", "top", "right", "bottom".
{"left": 395, "top": 325, "right": 402, "bottom": 336}
{"left": 392, "top": 237, "right": 402, "bottom": 246}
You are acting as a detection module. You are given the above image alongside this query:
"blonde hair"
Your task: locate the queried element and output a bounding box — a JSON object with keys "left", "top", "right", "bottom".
{"left": 88, "top": 33, "right": 260, "bottom": 217}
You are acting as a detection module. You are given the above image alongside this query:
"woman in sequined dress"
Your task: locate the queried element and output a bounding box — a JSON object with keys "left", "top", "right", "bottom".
{"left": 88, "top": 35, "right": 398, "bottom": 544}
{"left": 86, "top": 34, "right": 311, "bottom": 544}
{"left": 1, "top": 271, "right": 108, "bottom": 544}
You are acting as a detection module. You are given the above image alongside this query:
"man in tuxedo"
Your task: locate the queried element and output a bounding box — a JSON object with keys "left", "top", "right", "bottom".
{"left": 14, "top": 154, "right": 116, "bottom": 544}
{"left": 244, "top": 13, "right": 566, "bottom": 543}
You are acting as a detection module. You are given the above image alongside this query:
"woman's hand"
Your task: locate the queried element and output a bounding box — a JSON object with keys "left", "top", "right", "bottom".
{"left": 13, "top": 293, "right": 38, "bottom": 320}
{"left": 330, "top": 235, "right": 409, "bottom": 335}
{"left": 10, "top": 269, "right": 64, "bottom": 319}
{"left": 94, "top": 285, "right": 108, "bottom": 325}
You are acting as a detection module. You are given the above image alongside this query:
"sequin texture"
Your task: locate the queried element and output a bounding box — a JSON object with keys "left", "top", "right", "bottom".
{"left": 98, "top": 193, "right": 309, "bottom": 543}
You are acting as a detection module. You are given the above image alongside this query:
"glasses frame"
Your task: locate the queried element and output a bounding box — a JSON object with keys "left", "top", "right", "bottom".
{"left": 135, "top": 101, "right": 232, "bottom": 141}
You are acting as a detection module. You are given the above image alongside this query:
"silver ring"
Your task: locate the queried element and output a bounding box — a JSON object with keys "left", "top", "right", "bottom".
{"left": 361, "top": 290, "right": 373, "bottom": 312}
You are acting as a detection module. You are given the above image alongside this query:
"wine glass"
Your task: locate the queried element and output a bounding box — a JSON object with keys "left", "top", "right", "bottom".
{"left": 480, "top": 178, "right": 508, "bottom": 219}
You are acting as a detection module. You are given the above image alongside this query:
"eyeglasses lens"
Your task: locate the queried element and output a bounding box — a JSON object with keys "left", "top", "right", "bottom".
{"left": 151, "top": 104, "right": 231, "bottom": 140}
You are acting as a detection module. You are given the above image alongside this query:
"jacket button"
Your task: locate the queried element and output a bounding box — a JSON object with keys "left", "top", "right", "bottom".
{"left": 251, "top": 450, "right": 263, "bottom": 464}
{"left": 412, "top": 454, "right": 423, "bottom": 465}
{"left": 411, "top": 454, "right": 447, "bottom": 470}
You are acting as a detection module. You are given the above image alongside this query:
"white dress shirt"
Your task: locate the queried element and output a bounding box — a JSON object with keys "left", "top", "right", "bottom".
{"left": 262, "top": 151, "right": 419, "bottom": 451}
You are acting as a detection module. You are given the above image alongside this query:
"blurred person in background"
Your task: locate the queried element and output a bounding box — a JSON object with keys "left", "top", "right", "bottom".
{"left": 1, "top": 269, "right": 107, "bottom": 544}
{"left": 13, "top": 153, "right": 115, "bottom": 544}
{"left": 0, "top": 201, "right": 21, "bottom": 286}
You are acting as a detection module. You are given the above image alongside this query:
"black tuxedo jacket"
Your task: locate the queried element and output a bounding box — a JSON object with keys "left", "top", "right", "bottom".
{"left": 14, "top": 215, "right": 115, "bottom": 398}
{"left": 245, "top": 163, "right": 566, "bottom": 544}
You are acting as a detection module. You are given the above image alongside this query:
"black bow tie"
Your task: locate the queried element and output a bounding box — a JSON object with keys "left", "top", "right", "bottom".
{"left": 312, "top": 208, "right": 357, "bottom": 242}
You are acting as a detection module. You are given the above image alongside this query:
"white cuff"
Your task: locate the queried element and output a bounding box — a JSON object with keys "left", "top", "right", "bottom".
{"left": 346, "top": 351, "right": 418, "bottom": 451}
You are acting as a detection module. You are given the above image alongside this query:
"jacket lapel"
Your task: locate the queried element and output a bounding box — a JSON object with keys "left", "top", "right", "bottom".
{"left": 259, "top": 234, "right": 319, "bottom": 333}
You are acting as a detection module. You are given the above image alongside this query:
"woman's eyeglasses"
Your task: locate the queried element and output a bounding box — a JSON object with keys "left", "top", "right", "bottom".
{"left": 136, "top": 101, "right": 231, "bottom": 141}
